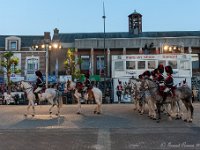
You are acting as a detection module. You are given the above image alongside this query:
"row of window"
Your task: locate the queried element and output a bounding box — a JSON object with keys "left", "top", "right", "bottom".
{"left": 115, "top": 60, "right": 190, "bottom": 71}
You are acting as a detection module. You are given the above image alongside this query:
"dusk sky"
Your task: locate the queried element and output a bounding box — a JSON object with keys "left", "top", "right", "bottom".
{"left": 0, "top": 0, "right": 200, "bottom": 35}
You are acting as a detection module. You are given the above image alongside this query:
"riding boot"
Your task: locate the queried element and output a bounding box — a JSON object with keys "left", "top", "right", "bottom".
{"left": 34, "top": 92, "right": 39, "bottom": 104}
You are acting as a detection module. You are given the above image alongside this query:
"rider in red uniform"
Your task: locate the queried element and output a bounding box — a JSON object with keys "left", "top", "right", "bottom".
{"left": 155, "top": 64, "right": 165, "bottom": 94}
{"left": 116, "top": 80, "right": 123, "bottom": 103}
{"left": 142, "top": 70, "right": 151, "bottom": 79}
{"left": 164, "top": 65, "right": 174, "bottom": 94}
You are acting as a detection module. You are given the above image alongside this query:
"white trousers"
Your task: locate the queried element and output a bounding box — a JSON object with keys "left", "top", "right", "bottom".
{"left": 34, "top": 87, "right": 42, "bottom": 93}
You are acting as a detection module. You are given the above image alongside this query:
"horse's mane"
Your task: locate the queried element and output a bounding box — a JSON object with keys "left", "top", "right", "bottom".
{"left": 22, "top": 81, "right": 32, "bottom": 88}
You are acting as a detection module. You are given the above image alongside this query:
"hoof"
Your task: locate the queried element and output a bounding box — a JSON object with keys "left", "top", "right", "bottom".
{"left": 77, "top": 112, "right": 81, "bottom": 115}
{"left": 188, "top": 120, "right": 192, "bottom": 123}
{"left": 55, "top": 113, "right": 59, "bottom": 116}
{"left": 96, "top": 112, "right": 101, "bottom": 115}
{"left": 94, "top": 111, "right": 97, "bottom": 114}
{"left": 184, "top": 119, "right": 187, "bottom": 122}
{"left": 32, "top": 114, "right": 35, "bottom": 117}
{"left": 24, "top": 114, "right": 27, "bottom": 117}
{"left": 152, "top": 118, "right": 156, "bottom": 120}
{"left": 156, "top": 120, "right": 160, "bottom": 123}
{"left": 49, "top": 112, "right": 52, "bottom": 114}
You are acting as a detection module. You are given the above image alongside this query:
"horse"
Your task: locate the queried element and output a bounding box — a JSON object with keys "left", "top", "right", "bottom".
{"left": 132, "top": 78, "right": 157, "bottom": 119}
{"left": 143, "top": 78, "right": 194, "bottom": 122}
{"left": 19, "top": 81, "right": 63, "bottom": 117}
{"left": 65, "top": 81, "right": 102, "bottom": 114}
{"left": 174, "top": 86, "right": 194, "bottom": 122}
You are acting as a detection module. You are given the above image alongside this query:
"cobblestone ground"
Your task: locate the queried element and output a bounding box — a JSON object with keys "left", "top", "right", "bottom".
{"left": 0, "top": 102, "right": 200, "bottom": 150}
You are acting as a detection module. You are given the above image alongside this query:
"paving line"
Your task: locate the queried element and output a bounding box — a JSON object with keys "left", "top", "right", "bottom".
{"left": 95, "top": 128, "right": 111, "bottom": 150}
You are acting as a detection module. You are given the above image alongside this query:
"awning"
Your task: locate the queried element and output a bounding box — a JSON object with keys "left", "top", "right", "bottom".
{"left": 90, "top": 75, "right": 101, "bottom": 81}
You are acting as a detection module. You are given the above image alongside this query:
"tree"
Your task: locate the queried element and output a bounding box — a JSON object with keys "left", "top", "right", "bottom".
{"left": 64, "top": 48, "right": 82, "bottom": 80}
{"left": 0, "top": 52, "right": 21, "bottom": 94}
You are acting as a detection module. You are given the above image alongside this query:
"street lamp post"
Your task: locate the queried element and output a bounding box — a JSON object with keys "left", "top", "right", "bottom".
{"left": 102, "top": 2, "right": 106, "bottom": 98}
{"left": 51, "top": 42, "right": 62, "bottom": 82}
{"left": 45, "top": 43, "right": 49, "bottom": 88}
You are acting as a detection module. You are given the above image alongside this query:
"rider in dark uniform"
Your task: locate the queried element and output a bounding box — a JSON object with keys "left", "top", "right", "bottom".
{"left": 84, "top": 72, "right": 92, "bottom": 92}
{"left": 34, "top": 70, "right": 44, "bottom": 101}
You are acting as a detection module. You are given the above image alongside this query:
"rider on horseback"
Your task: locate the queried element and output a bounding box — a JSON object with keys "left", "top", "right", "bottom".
{"left": 164, "top": 65, "right": 174, "bottom": 95}
{"left": 143, "top": 70, "right": 151, "bottom": 79}
{"left": 34, "top": 70, "right": 44, "bottom": 101}
{"left": 155, "top": 64, "right": 165, "bottom": 94}
{"left": 84, "top": 72, "right": 93, "bottom": 92}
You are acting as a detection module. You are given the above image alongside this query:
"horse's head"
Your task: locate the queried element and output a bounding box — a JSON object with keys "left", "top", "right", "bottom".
{"left": 18, "top": 81, "right": 32, "bottom": 91}
{"left": 17, "top": 81, "right": 24, "bottom": 89}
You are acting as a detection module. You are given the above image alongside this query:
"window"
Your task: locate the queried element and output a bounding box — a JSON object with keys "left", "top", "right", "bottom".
{"left": 180, "top": 60, "right": 190, "bottom": 70}
{"left": 96, "top": 56, "right": 104, "bottom": 75}
{"left": 10, "top": 41, "right": 17, "bottom": 50}
{"left": 148, "top": 61, "right": 156, "bottom": 69}
{"left": 126, "top": 61, "right": 136, "bottom": 69}
{"left": 168, "top": 60, "right": 177, "bottom": 69}
{"left": 8, "top": 41, "right": 18, "bottom": 50}
{"left": 115, "top": 61, "right": 124, "bottom": 71}
{"left": 138, "top": 61, "right": 145, "bottom": 69}
{"left": 158, "top": 60, "right": 166, "bottom": 67}
{"left": 26, "top": 58, "right": 39, "bottom": 74}
{"left": 81, "top": 55, "right": 90, "bottom": 70}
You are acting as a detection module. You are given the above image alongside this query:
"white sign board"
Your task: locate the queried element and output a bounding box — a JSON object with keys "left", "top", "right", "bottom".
{"left": 112, "top": 54, "right": 193, "bottom": 103}
{"left": 59, "top": 75, "right": 72, "bottom": 83}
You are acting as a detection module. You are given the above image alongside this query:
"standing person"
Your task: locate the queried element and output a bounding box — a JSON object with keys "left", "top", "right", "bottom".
{"left": 116, "top": 80, "right": 123, "bottom": 103}
{"left": 34, "top": 70, "right": 44, "bottom": 101}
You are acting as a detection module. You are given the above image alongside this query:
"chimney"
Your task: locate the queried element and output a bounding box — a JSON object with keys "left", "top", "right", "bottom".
{"left": 44, "top": 32, "right": 51, "bottom": 43}
{"left": 53, "top": 28, "right": 59, "bottom": 41}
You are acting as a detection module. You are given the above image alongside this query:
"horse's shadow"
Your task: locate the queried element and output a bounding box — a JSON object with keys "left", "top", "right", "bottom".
{"left": 10, "top": 115, "right": 65, "bottom": 129}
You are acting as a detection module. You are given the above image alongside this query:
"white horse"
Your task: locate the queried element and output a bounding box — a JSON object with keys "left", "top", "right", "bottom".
{"left": 65, "top": 81, "right": 103, "bottom": 114}
{"left": 20, "top": 81, "right": 63, "bottom": 117}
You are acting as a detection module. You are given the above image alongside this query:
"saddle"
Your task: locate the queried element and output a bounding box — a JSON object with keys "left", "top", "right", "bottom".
{"left": 163, "top": 86, "right": 176, "bottom": 101}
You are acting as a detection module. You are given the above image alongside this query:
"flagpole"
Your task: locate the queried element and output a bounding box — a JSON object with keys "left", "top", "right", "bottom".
{"left": 102, "top": 2, "right": 106, "bottom": 100}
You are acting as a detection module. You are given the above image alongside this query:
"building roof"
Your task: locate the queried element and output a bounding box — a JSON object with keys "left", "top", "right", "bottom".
{"left": 58, "top": 31, "right": 200, "bottom": 43}
{"left": 0, "top": 35, "right": 44, "bottom": 48}
{"left": 128, "top": 10, "right": 142, "bottom": 17}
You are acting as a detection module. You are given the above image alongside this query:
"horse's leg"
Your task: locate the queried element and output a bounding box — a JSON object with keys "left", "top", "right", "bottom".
{"left": 178, "top": 100, "right": 185, "bottom": 120}
{"left": 186, "top": 101, "right": 194, "bottom": 122}
{"left": 49, "top": 103, "right": 55, "bottom": 116}
{"left": 55, "top": 98, "right": 61, "bottom": 116}
{"left": 31, "top": 100, "right": 35, "bottom": 117}
{"left": 77, "top": 98, "right": 81, "bottom": 114}
{"left": 156, "top": 102, "right": 162, "bottom": 122}
{"left": 24, "top": 101, "right": 31, "bottom": 117}
{"left": 95, "top": 101, "right": 102, "bottom": 114}
{"left": 149, "top": 98, "right": 156, "bottom": 119}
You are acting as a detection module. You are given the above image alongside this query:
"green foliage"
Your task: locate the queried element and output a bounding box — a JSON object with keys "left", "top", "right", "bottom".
{"left": 64, "top": 48, "right": 82, "bottom": 80}
{"left": 0, "top": 52, "right": 21, "bottom": 94}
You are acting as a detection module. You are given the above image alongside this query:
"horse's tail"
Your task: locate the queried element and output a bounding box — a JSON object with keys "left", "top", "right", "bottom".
{"left": 100, "top": 90, "right": 103, "bottom": 104}
{"left": 56, "top": 91, "right": 63, "bottom": 108}
{"left": 58, "top": 95, "right": 63, "bottom": 108}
